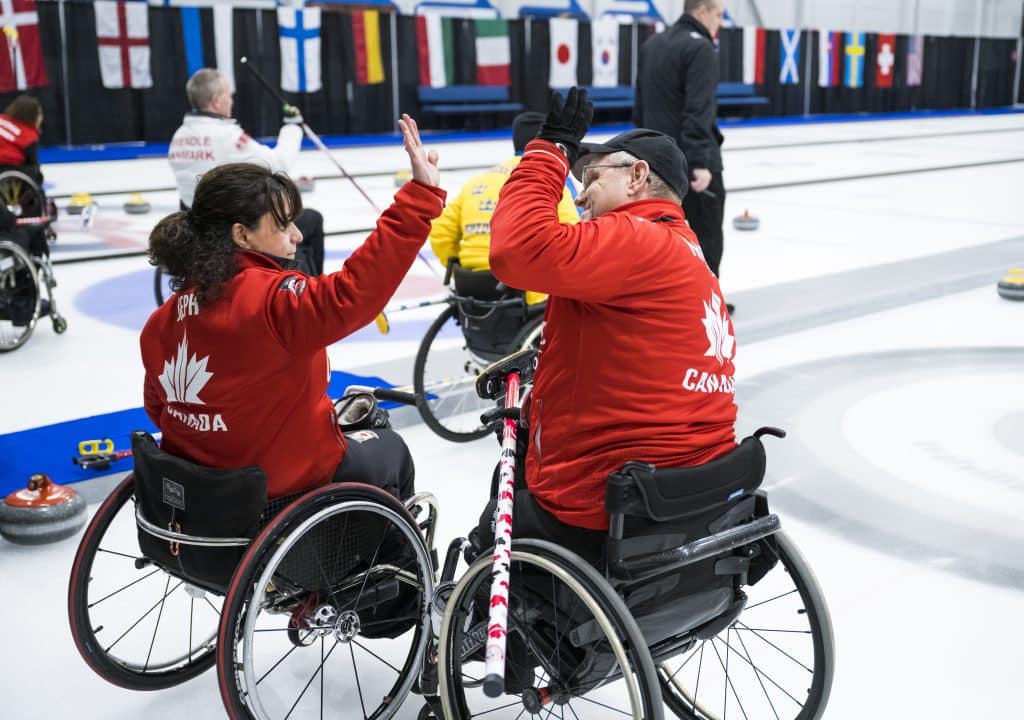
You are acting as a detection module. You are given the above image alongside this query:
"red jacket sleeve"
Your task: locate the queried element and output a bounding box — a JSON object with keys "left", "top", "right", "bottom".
{"left": 489, "top": 139, "right": 641, "bottom": 304}
{"left": 143, "top": 365, "right": 165, "bottom": 428}
{"left": 264, "top": 180, "right": 445, "bottom": 352}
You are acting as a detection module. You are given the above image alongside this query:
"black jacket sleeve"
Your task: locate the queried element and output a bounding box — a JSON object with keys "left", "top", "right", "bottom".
{"left": 678, "top": 42, "right": 719, "bottom": 170}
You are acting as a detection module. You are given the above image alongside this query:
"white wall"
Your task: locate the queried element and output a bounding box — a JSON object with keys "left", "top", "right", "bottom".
{"left": 722, "top": 0, "right": 1023, "bottom": 38}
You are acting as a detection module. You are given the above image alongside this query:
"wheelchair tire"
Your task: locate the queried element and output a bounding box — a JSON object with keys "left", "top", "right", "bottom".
{"left": 510, "top": 313, "right": 544, "bottom": 352}
{"left": 0, "top": 169, "right": 46, "bottom": 219}
{"left": 413, "top": 304, "right": 493, "bottom": 443}
{"left": 658, "top": 530, "right": 834, "bottom": 720}
{"left": 67, "top": 476, "right": 222, "bottom": 690}
{"left": 438, "top": 538, "right": 664, "bottom": 720}
{"left": 0, "top": 239, "right": 40, "bottom": 352}
{"left": 216, "top": 483, "right": 434, "bottom": 720}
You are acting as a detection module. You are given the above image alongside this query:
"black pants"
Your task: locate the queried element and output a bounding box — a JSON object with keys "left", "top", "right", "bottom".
{"left": 333, "top": 428, "right": 415, "bottom": 501}
{"left": 682, "top": 171, "right": 726, "bottom": 277}
{"left": 474, "top": 454, "right": 605, "bottom": 567}
{"left": 294, "top": 208, "right": 325, "bottom": 276}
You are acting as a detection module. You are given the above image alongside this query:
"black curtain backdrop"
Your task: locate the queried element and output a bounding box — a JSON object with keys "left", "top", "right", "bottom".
{"left": 717, "top": 28, "right": 743, "bottom": 84}
{"left": 976, "top": 37, "right": 1017, "bottom": 107}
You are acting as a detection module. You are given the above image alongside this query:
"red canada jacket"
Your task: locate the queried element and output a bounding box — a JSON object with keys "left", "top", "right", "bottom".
{"left": 0, "top": 115, "right": 39, "bottom": 166}
{"left": 141, "top": 181, "right": 445, "bottom": 498}
{"left": 490, "top": 139, "right": 738, "bottom": 530}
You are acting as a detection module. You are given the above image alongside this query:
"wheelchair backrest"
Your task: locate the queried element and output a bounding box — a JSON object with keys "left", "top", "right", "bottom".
{"left": 131, "top": 431, "right": 268, "bottom": 592}
{"left": 452, "top": 266, "right": 520, "bottom": 301}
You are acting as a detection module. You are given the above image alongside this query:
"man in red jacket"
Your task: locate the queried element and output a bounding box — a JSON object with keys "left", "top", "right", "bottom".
{"left": 477, "top": 88, "right": 738, "bottom": 561}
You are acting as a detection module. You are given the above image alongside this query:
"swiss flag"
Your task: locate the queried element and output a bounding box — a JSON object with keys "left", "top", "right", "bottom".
{"left": 0, "top": 0, "right": 49, "bottom": 93}
{"left": 875, "top": 33, "right": 896, "bottom": 88}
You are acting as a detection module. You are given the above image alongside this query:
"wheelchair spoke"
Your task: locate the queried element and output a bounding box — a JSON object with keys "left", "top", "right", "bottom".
{"left": 255, "top": 643, "right": 300, "bottom": 685}
{"left": 282, "top": 637, "right": 340, "bottom": 720}
{"left": 104, "top": 580, "right": 184, "bottom": 653}
{"left": 144, "top": 576, "right": 172, "bottom": 671}
{"left": 349, "top": 642, "right": 369, "bottom": 719}
{"left": 743, "top": 589, "right": 798, "bottom": 612}
{"left": 710, "top": 634, "right": 805, "bottom": 707}
{"left": 96, "top": 547, "right": 146, "bottom": 562}
{"left": 352, "top": 639, "right": 402, "bottom": 675}
{"left": 88, "top": 568, "right": 162, "bottom": 609}
{"left": 734, "top": 621, "right": 813, "bottom": 674}
{"left": 711, "top": 634, "right": 749, "bottom": 720}
{"left": 565, "top": 694, "right": 633, "bottom": 716}
{"left": 202, "top": 595, "right": 221, "bottom": 616}
{"left": 734, "top": 625, "right": 782, "bottom": 720}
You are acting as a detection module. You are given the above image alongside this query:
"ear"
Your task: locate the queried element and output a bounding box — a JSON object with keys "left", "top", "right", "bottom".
{"left": 230, "top": 222, "right": 248, "bottom": 249}
{"left": 628, "top": 161, "right": 650, "bottom": 196}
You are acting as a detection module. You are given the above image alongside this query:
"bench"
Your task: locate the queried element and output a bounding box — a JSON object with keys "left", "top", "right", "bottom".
{"left": 716, "top": 82, "right": 769, "bottom": 115}
{"left": 417, "top": 85, "right": 524, "bottom": 116}
{"left": 554, "top": 85, "right": 635, "bottom": 109}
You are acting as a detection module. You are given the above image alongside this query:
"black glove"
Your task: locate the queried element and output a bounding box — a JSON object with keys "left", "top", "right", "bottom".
{"left": 536, "top": 86, "right": 594, "bottom": 167}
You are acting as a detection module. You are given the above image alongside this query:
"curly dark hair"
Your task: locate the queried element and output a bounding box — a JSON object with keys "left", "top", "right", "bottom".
{"left": 149, "top": 163, "right": 302, "bottom": 305}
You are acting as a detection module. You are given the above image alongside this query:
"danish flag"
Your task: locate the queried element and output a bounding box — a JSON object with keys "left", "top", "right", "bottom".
{"left": 0, "top": 0, "right": 48, "bottom": 93}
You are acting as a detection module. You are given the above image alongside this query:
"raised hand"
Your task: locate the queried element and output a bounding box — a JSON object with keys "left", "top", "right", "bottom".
{"left": 536, "top": 86, "right": 594, "bottom": 166}
{"left": 398, "top": 113, "right": 439, "bottom": 187}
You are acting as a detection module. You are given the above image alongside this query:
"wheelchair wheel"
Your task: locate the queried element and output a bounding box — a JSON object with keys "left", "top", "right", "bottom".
{"left": 0, "top": 239, "right": 40, "bottom": 352}
{"left": 67, "top": 476, "right": 222, "bottom": 690}
{"left": 0, "top": 169, "right": 46, "bottom": 219}
{"left": 510, "top": 313, "right": 544, "bottom": 352}
{"left": 657, "top": 531, "right": 834, "bottom": 720}
{"left": 413, "top": 304, "right": 493, "bottom": 443}
{"left": 217, "top": 483, "right": 434, "bottom": 720}
{"left": 438, "top": 538, "right": 664, "bottom": 720}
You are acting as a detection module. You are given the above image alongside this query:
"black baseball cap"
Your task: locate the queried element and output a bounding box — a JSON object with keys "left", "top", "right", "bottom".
{"left": 571, "top": 129, "right": 689, "bottom": 200}
{"left": 512, "top": 111, "right": 546, "bottom": 153}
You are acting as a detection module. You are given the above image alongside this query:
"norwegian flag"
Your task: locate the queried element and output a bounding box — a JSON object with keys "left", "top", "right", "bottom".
{"left": 0, "top": 0, "right": 48, "bottom": 93}
{"left": 95, "top": 0, "right": 152, "bottom": 89}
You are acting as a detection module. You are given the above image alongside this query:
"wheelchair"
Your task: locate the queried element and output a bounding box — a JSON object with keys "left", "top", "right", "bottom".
{"left": 428, "top": 350, "right": 835, "bottom": 719}
{"left": 413, "top": 260, "right": 544, "bottom": 443}
{"left": 68, "top": 389, "right": 439, "bottom": 719}
{"left": 0, "top": 169, "right": 66, "bottom": 351}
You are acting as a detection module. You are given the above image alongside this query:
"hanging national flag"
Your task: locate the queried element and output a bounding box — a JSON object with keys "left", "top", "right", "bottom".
{"left": 0, "top": 0, "right": 48, "bottom": 92}
{"left": 779, "top": 29, "right": 800, "bottom": 85}
{"left": 416, "top": 13, "right": 453, "bottom": 88}
{"left": 548, "top": 17, "right": 578, "bottom": 88}
{"left": 906, "top": 34, "right": 924, "bottom": 87}
{"left": 180, "top": 6, "right": 234, "bottom": 91}
{"left": 844, "top": 32, "right": 865, "bottom": 88}
{"left": 591, "top": 16, "right": 619, "bottom": 88}
{"left": 95, "top": 1, "right": 152, "bottom": 89}
{"left": 817, "top": 30, "right": 842, "bottom": 87}
{"left": 278, "top": 7, "right": 321, "bottom": 93}
{"left": 875, "top": 33, "right": 896, "bottom": 88}
{"left": 742, "top": 27, "right": 765, "bottom": 85}
{"left": 351, "top": 9, "right": 384, "bottom": 86}
{"left": 474, "top": 19, "right": 509, "bottom": 86}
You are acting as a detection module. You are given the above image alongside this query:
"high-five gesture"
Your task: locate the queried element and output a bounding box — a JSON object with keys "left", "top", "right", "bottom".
{"left": 398, "top": 113, "right": 439, "bottom": 187}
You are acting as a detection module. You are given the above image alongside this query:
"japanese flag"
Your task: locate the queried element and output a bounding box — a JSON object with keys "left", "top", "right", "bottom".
{"left": 548, "top": 17, "right": 578, "bottom": 88}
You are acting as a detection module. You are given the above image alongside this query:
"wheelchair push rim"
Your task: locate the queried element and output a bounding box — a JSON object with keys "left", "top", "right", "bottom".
{"left": 0, "top": 239, "right": 40, "bottom": 352}
{"left": 67, "top": 476, "right": 222, "bottom": 690}
{"left": 657, "top": 530, "right": 834, "bottom": 720}
{"left": 438, "top": 539, "right": 664, "bottom": 720}
{"left": 217, "top": 484, "right": 435, "bottom": 720}
{"left": 413, "top": 304, "right": 493, "bottom": 443}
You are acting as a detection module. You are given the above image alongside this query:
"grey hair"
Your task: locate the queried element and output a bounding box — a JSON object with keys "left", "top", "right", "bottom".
{"left": 186, "top": 68, "right": 225, "bottom": 111}
{"left": 605, "top": 151, "right": 682, "bottom": 205}
{"left": 684, "top": 0, "right": 719, "bottom": 14}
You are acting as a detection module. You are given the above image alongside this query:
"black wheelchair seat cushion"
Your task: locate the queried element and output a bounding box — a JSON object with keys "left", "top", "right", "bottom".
{"left": 131, "top": 431, "right": 268, "bottom": 592}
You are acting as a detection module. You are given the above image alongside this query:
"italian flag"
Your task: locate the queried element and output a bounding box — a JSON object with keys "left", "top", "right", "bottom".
{"left": 416, "top": 13, "right": 453, "bottom": 88}
{"left": 474, "top": 19, "right": 510, "bottom": 86}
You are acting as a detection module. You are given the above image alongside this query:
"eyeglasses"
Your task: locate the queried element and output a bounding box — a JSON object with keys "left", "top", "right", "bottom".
{"left": 581, "top": 162, "right": 635, "bottom": 190}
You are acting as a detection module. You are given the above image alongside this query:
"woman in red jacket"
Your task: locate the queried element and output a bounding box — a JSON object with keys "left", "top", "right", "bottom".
{"left": 0, "top": 94, "right": 44, "bottom": 184}
{"left": 141, "top": 114, "right": 444, "bottom": 500}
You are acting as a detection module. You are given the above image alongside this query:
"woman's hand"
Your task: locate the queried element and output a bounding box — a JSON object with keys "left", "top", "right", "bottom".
{"left": 398, "top": 113, "right": 439, "bottom": 187}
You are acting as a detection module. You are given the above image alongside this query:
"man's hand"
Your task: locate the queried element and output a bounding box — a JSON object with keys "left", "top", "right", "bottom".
{"left": 283, "top": 103, "right": 304, "bottom": 125}
{"left": 691, "top": 168, "right": 712, "bottom": 194}
{"left": 537, "top": 87, "right": 594, "bottom": 167}
{"left": 398, "top": 113, "right": 439, "bottom": 187}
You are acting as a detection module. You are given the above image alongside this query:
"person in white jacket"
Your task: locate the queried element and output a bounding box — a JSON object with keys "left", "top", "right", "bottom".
{"left": 168, "top": 68, "right": 324, "bottom": 275}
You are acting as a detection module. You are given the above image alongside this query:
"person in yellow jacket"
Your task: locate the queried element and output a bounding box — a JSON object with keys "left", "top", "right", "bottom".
{"left": 429, "top": 112, "right": 579, "bottom": 305}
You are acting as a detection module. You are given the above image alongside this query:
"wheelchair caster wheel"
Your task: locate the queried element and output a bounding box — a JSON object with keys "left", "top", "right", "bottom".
{"left": 52, "top": 315, "right": 67, "bottom": 334}
{"left": 416, "top": 704, "right": 438, "bottom": 720}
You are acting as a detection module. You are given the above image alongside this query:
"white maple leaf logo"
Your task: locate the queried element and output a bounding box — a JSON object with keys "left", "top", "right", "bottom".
{"left": 158, "top": 333, "right": 213, "bottom": 405}
{"left": 701, "top": 293, "right": 735, "bottom": 366}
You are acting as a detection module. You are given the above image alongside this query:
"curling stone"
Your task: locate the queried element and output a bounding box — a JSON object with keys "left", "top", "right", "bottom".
{"left": 997, "top": 268, "right": 1024, "bottom": 301}
{"left": 67, "top": 192, "right": 93, "bottom": 215}
{"left": 394, "top": 169, "right": 411, "bottom": 188}
{"left": 295, "top": 176, "right": 316, "bottom": 193}
{"left": 732, "top": 210, "right": 760, "bottom": 231}
{"left": 0, "top": 474, "right": 87, "bottom": 545}
{"left": 123, "top": 192, "right": 151, "bottom": 215}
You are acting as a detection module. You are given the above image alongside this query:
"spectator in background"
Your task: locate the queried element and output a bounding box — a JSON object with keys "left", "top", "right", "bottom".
{"left": 428, "top": 111, "right": 579, "bottom": 306}
{"left": 168, "top": 68, "right": 324, "bottom": 276}
{"left": 0, "top": 94, "right": 45, "bottom": 185}
{"left": 635, "top": 0, "right": 733, "bottom": 312}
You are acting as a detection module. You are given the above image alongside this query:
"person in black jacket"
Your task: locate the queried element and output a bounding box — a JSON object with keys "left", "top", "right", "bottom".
{"left": 635, "top": 0, "right": 731, "bottom": 308}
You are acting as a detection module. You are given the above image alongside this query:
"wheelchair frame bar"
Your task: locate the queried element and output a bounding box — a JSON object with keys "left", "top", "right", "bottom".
{"left": 135, "top": 507, "right": 252, "bottom": 547}
{"left": 608, "top": 513, "right": 781, "bottom": 583}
